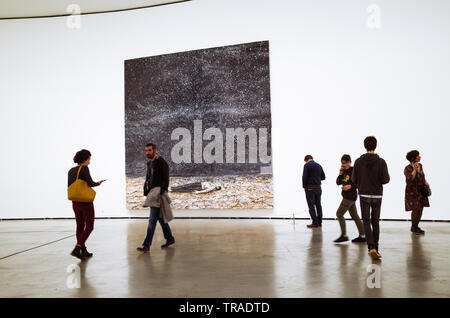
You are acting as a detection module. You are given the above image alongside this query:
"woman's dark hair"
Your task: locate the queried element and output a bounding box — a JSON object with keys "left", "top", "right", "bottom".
{"left": 364, "top": 136, "right": 377, "bottom": 151}
{"left": 304, "top": 155, "right": 313, "bottom": 162}
{"left": 341, "top": 154, "right": 351, "bottom": 162}
{"left": 73, "top": 149, "right": 91, "bottom": 164}
{"left": 406, "top": 150, "right": 420, "bottom": 163}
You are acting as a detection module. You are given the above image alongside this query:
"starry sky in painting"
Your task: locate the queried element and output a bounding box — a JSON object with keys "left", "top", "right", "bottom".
{"left": 125, "top": 41, "right": 271, "bottom": 177}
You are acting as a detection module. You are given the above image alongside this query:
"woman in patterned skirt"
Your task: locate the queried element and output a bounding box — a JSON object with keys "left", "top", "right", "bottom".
{"left": 404, "top": 150, "right": 430, "bottom": 234}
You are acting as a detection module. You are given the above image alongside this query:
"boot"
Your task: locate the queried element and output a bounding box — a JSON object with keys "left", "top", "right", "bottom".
{"left": 70, "top": 245, "right": 84, "bottom": 260}
{"left": 81, "top": 246, "right": 93, "bottom": 257}
{"left": 411, "top": 226, "right": 425, "bottom": 235}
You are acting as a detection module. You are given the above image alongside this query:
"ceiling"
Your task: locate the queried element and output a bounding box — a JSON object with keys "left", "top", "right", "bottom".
{"left": 0, "top": 0, "right": 189, "bottom": 19}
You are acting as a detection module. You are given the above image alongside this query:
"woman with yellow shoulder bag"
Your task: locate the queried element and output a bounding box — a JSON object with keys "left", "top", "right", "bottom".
{"left": 67, "top": 149, "right": 106, "bottom": 259}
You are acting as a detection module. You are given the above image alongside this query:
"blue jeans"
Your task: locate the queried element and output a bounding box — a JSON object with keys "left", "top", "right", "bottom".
{"left": 142, "top": 207, "right": 174, "bottom": 248}
{"left": 305, "top": 187, "right": 323, "bottom": 226}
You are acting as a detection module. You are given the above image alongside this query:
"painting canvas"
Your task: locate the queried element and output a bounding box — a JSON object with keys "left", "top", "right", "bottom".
{"left": 125, "top": 41, "right": 273, "bottom": 210}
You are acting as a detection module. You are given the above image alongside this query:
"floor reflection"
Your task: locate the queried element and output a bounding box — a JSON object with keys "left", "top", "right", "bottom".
{"left": 304, "top": 228, "right": 323, "bottom": 293}
{"left": 126, "top": 219, "right": 276, "bottom": 297}
{"left": 1, "top": 219, "right": 449, "bottom": 297}
{"left": 76, "top": 258, "right": 97, "bottom": 298}
{"left": 407, "top": 234, "right": 432, "bottom": 297}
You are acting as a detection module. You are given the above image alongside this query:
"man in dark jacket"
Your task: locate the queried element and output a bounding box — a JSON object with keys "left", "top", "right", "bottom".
{"left": 334, "top": 154, "right": 365, "bottom": 243}
{"left": 137, "top": 143, "right": 175, "bottom": 253}
{"left": 352, "top": 136, "right": 390, "bottom": 260}
{"left": 302, "top": 155, "right": 326, "bottom": 228}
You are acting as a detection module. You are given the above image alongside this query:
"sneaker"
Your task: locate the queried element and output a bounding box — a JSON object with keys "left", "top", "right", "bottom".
{"left": 161, "top": 240, "right": 175, "bottom": 248}
{"left": 70, "top": 246, "right": 84, "bottom": 260}
{"left": 352, "top": 236, "right": 366, "bottom": 243}
{"left": 307, "top": 224, "right": 319, "bottom": 228}
{"left": 81, "top": 247, "right": 93, "bottom": 257}
{"left": 334, "top": 235, "right": 349, "bottom": 243}
{"left": 416, "top": 227, "right": 425, "bottom": 234}
{"left": 369, "top": 248, "right": 382, "bottom": 260}
{"left": 137, "top": 246, "right": 149, "bottom": 252}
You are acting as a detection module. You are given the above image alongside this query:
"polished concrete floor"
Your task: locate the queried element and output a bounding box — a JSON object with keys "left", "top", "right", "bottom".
{"left": 0, "top": 218, "right": 449, "bottom": 297}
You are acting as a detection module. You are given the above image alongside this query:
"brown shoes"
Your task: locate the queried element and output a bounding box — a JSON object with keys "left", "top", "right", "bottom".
{"left": 369, "top": 249, "right": 382, "bottom": 260}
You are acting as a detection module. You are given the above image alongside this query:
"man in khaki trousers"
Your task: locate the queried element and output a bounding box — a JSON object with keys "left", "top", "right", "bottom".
{"left": 334, "top": 154, "right": 366, "bottom": 243}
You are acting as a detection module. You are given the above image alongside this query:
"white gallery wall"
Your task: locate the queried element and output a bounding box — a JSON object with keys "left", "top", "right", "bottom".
{"left": 0, "top": 0, "right": 449, "bottom": 220}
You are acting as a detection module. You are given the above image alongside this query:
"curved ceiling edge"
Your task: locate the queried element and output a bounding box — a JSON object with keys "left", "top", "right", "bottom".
{"left": 0, "top": 0, "right": 190, "bottom": 20}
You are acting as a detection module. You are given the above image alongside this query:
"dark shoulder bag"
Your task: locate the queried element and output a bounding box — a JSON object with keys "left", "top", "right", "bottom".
{"left": 420, "top": 185, "right": 431, "bottom": 197}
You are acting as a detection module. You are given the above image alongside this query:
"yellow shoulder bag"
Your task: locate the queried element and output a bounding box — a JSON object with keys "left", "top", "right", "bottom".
{"left": 67, "top": 165, "right": 96, "bottom": 202}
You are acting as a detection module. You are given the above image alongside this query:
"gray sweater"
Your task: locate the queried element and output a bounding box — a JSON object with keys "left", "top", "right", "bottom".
{"left": 142, "top": 187, "right": 174, "bottom": 223}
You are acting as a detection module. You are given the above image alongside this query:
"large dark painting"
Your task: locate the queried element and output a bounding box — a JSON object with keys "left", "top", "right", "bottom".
{"left": 125, "top": 41, "right": 272, "bottom": 210}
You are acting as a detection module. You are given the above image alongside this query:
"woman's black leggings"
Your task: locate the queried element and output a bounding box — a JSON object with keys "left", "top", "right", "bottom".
{"left": 411, "top": 207, "right": 423, "bottom": 227}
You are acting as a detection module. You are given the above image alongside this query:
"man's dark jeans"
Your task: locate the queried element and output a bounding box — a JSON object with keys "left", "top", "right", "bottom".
{"left": 359, "top": 196, "right": 382, "bottom": 251}
{"left": 143, "top": 207, "right": 174, "bottom": 248}
{"left": 305, "top": 187, "right": 323, "bottom": 226}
